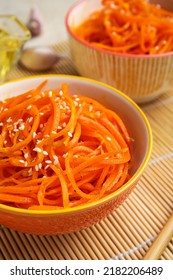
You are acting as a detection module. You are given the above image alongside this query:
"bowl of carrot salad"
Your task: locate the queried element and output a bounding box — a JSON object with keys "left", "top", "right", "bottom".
{"left": 66, "top": 0, "right": 173, "bottom": 103}
{"left": 0, "top": 74, "right": 152, "bottom": 235}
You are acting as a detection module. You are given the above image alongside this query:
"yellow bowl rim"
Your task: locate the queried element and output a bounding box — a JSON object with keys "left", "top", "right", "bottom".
{"left": 0, "top": 74, "right": 153, "bottom": 215}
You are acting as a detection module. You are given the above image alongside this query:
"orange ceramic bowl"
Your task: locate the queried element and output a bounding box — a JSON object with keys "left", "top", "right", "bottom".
{"left": 0, "top": 75, "right": 152, "bottom": 235}
{"left": 65, "top": 0, "right": 173, "bottom": 103}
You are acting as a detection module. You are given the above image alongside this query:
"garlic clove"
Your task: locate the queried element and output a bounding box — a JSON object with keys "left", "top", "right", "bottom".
{"left": 19, "top": 46, "right": 65, "bottom": 71}
{"left": 26, "top": 5, "right": 43, "bottom": 37}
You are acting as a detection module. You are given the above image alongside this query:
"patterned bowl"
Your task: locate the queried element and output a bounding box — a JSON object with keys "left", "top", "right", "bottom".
{"left": 0, "top": 75, "right": 152, "bottom": 235}
{"left": 65, "top": 0, "right": 173, "bottom": 103}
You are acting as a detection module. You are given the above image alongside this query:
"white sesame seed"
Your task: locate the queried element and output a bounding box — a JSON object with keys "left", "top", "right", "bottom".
{"left": 57, "top": 125, "right": 62, "bottom": 129}
{"left": 43, "top": 150, "right": 48, "bottom": 156}
{"left": 3, "top": 140, "right": 7, "bottom": 145}
{"left": 73, "top": 101, "right": 78, "bottom": 106}
{"left": 75, "top": 97, "right": 80, "bottom": 101}
{"left": 35, "top": 165, "right": 39, "bottom": 171}
{"left": 0, "top": 122, "right": 3, "bottom": 126}
{"left": 89, "top": 105, "right": 93, "bottom": 112}
{"left": 28, "top": 117, "right": 33, "bottom": 123}
{"left": 107, "top": 136, "right": 112, "bottom": 141}
{"left": 63, "top": 152, "right": 68, "bottom": 158}
{"left": 39, "top": 112, "right": 44, "bottom": 115}
{"left": 24, "top": 161, "right": 28, "bottom": 167}
{"left": 19, "top": 160, "right": 25, "bottom": 164}
{"left": 24, "top": 153, "right": 29, "bottom": 159}
{"left": 40, "top": 124, "right": 44, "bottom": 129}
{"left": 28, "top": 168, "right": 33, "bottom": 176}
{"left": 48, "top": 90, "right": 53, "bottom": 97}
{"left": 19, "top": 123, "right": 25, "bottom": 131}
{"left": 96, "top": 111, "right": 101, "bottom": 117}
{"left": 27, "top": 94, "right": 32, "bottom": 98}
{"left": 55, "top": 97, "right": 60, "bottom": 102}
{"left": 68, "top": 131, "right": 73, "bottom": 137}
{"left": 6, "top": 117, "right": 12, "bottom": 123}
{"left": 33, "top": 132, "right": 37, "bottom": 138}
{"left": 45, "top": 160, "right": 52, "bottom": 164}
{"left": 53, "top": 155, "right": 59, "bottom": 165}
{"left": 45, "top": 165, "right": 50, "bottom": 170}
{"left": 62, "top": 122, "right": 66, "bottom": 127}
{"left": 59, "top": 90, "right": 63, "bottom": 96}
{"left": 41, "top": 92, "right": 45, "bottom": 97}
{"left": 60, "top": 104, "right": 64, "bottom": 109}
{"left": 27, "top": 105, "right": 32, "bottom": 110}
{"left": 38, "top": 163, "right": 42, "bottom": 169}
{"left": 36, "top": 139, "right": 42, "bottom": 144}
{"left": 33, "top": 147, "right": 42, "bottom": 153}
{"left": 44, "top": 134, "right": 50, "bottom": 138}
{"left": 4, "top": 108, "right": 8, "bottom": 111}
{"left": 52, "top": 131, "right": 57, "bottom": 134}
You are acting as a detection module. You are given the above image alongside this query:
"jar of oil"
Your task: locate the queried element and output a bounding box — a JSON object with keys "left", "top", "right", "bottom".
{"left": 0, "top": 15, "right": 31, "bottom": 83}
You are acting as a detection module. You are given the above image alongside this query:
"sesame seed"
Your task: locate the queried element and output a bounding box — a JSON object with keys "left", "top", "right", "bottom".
{"left": 57, "top": 125, "right": 62, "bottom": 130}
{"left": 3, "top": 140, "right": 7, "bottom": 145}
{"left": 45, "top": 165, "right": 50, "bottom": 170}
{"left": 53, "top": 155, "right": 59, "bottom": 165}
{"left": 27, "top": 94, "right": 32, "bottom": 98}
{"left": 28, "top": 168, "right": 33, "bottom": 176}
{"left": 48, "top": 90, "right": 53, "bottom": 97}
{"left": 43, "top": 150, "right": 48, "bottom": 156}
{"left": 33, "top": 132, "right": 37, "bottom": 138}
{"left": 45, "top": 134, "right": 50, "bottom": 138}
{"left": 0, "top": 122, "right": 3, "bottom": 126}
{"left": 75, "top": 97, "right": 80, "bottom": 101}
{"left": 59, "top": 90, "right": 63, "bottom": 96}
{"left": 38, "top": 163, "right": 42, "bottom": 169}
{"left": 33, "top": 147, "right": 42, "bottom": 153}
{"left": 60, "top": 104, "right": 64, "bottom": 109}
{"left": 73, "top": 101, "right": 78, "bottom": 106}
{"left": 52, "top": 131, "right": 57, "bottom": 134}
{"left": 63, "top": 152, "right": 68, "bottom": 158}
{"left": 35, "top": 165, "right": 39, "bottom": 171}
{"left": 24, "top": 161, "right": 28, "bottom": 167}
{"left": 68, "top": 131, "right": 73, "bottom": 137}
{"left": 27, "top": 105, "right": 32, "bottom": 110}
{"left": 40, "top": 124, "right": 44, "bottom": 129}
{"left": 39, "top": 112, "right": 44, "bottom": 115}
{"left": 19, "top": 123, "right": 25, "bottom": 131}
{"left": 36, "top": 140, "right": 42, "bottom": 144}
{"left": 96, "top": 111, "right": 101, "bottom": 117}
{"left": 19, "top": 160, "right": 25, "bottom": 164}
{"left": 41, "top": 92, "right": 45, "bottom": 97}
{"left": 45, "top": 160, "right": 52, "bottom": 164}
{"left": 28, "top": 117, "right": 33, "bottom": 123}
{"left": 62, "top": 122, "right": 66, "bottom": 127}
{"left": 24, "top": 153, "right": 29, "bottom": 159}
{"left": 107, "top": 136, "right": 112, "bottom": 141}
{"left": 6, "top": 117, "right": 12, "bottom": 123}
{"left": 4, "top": 108, "right": 8, "bottom": 111}
{"left": 89, "top": 105, "right": 93, "bottom": 112}
{"left": 55, "top": 97, "right": 60, "bottom": 102}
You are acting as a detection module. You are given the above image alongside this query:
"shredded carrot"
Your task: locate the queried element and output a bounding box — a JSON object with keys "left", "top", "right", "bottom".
{"left": 0, "top": 80, "right": 132, "bottom": 210}
{"left": 73, "top": 0, "right": 173, "bottom": 54}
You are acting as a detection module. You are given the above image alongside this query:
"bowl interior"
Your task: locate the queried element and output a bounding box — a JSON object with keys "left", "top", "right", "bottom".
{"left": 0, "top": 75, "right": 151, "bottom": 180}
{"left": 67, "top": 0, "right": 173, "bottom": 29}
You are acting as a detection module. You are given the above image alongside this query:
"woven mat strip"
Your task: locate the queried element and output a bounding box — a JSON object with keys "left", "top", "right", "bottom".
{"left": 1, "top": 41, "right": 173, "bottom": 260}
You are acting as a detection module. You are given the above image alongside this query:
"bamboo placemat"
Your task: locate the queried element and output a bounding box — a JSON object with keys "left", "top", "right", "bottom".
{"left": 0, "top": 42, "right": 173, "bottom": 260}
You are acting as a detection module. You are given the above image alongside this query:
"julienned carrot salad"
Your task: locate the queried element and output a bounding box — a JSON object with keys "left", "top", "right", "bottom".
{"left": 0, "top": 81, "right": 131, "bottom": 210}
{"left": 73, "top": 0, "right": 173, "bottom": 54}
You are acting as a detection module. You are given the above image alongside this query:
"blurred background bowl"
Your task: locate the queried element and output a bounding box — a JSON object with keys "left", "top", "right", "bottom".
{"left": 0, "top": 74, "right": 152, "bottom": 235}
{"left": 65, "top": 0, "right": 173, "bottom": 103}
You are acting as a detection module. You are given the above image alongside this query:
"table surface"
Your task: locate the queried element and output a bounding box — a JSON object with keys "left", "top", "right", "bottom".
{"left": 0, "top": 1, "right": 173, "bottom": 261}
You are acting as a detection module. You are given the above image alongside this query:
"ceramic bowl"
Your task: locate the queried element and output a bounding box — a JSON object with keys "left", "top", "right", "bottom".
{"left": 0, "top": 74, "right": 152, "bottom": 235}
{"left": 65, "top": 0, "right": 173, "bottom": 103}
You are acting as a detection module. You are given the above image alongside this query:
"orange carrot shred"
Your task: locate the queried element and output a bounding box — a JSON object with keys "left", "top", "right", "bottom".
{"left": 0, "top": 81, "right": 132, "bottom": 210}
{"left": 73, "top": 0, "right": 173, "bottom": 55}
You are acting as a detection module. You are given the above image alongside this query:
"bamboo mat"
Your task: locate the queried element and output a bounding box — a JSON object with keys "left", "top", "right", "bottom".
{"left": 1, "top": 41, "right": 173, "bottom": 260}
